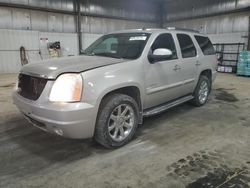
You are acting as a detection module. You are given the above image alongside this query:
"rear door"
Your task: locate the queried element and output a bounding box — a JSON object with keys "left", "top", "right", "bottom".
{"left": 175, "top": 33, "right": 198, "bottom": 94}
{"left": 194, "top": 35, "right": 217, "bottom": 73}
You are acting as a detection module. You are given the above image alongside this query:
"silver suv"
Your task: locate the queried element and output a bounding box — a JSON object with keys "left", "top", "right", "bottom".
{"left": 13, "top": 28, "right": 217, "bottom": 148}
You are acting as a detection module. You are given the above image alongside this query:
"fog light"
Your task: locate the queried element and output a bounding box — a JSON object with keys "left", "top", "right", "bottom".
{"left": 54, "top": 128, "right": 63, "bottom": 136}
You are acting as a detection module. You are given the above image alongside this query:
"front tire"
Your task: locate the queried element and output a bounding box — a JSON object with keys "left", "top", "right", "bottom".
{"left": 94, "top": 94, "right": 139, "bottom": 148}
{"left": 191, "top": 75, "right": 211, "bottom": 107}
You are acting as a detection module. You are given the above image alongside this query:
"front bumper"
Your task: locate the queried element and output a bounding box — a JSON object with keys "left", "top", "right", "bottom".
{"left": 12, "top": 92, "right": 97, "bottom": 139}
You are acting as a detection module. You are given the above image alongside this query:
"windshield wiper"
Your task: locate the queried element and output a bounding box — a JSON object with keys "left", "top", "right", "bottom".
{"left": 82, "top": 51, "right": 95, "bottom": 56}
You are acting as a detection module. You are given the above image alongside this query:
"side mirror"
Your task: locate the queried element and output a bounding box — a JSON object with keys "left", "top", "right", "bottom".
{"left": 148, "top": 48, "right": 173, "bottom": 63}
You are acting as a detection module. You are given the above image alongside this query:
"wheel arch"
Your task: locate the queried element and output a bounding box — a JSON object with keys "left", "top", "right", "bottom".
{"left": 97, "top": 85, "right": 143, "bottom": 124}
{"left": 200, "top": 69, "right": 212, "bottom": 84}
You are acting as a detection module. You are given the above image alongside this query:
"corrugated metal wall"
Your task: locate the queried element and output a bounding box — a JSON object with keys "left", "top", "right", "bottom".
{"left": 0, "top": 0, "right": 160, "bottom": 33}
{"left": 163, "top": 0, "right": 250, "bottom": 22}
{"left": 0, "top": 6, "right": 158, "bottom": 34}
{"left": 0, "top": 29, "right": 40, "bottom": 73}
{"left": 0, "top": 0, "right": 160, "bottom": 73}
{"left": 165, "top": 11, "right": 250, "bottom": 34}
{"left": 1, "top": 0, "right": 248, "bottom": 73}
{"left": 80, "top": 0, "right": 159, "bottom": 22}
{"left": 0, "top": 29, "right": 100, "bottom": 73}
{"left": 81, "top": 16, "right": 157, "bottom": 34}
{"left": 0, "top": 7, "right": 76, "bottom": 32}
{"left": 0, "top": 0, "right": 160, "bottom": 22}
{"left": 0, "top": 0, "right": 74, "bottom": 11}
{"left": 163, "top": 0, "right": 250, "bottom": 45}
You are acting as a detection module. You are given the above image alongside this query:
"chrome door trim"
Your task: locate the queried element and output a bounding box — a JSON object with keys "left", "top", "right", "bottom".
{"left": 183, "top": 78, "right": 195, "bottom": 85}
{"left": 146, "top": 81, "right": 184, "bottom": 95}
{"left": 146, "top": 78, "right": 194, "bottom": 95}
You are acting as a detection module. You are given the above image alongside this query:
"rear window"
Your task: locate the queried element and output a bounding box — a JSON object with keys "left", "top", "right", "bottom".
{"left": 177, "top": 34, "right": 197, "bottom": 58}
{"left": 194, "top": 35, "right": 215, "bottom": 55}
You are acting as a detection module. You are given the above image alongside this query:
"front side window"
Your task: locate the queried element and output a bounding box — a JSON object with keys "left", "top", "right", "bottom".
{"left": 177, "top": 34, "right": 197, "bottom": 58}
{"left": 194, "top": 35, "right": 215, "bottom": 55}
{"left": 84, "top": 33, "right": 150, "bottom": 60}
{"left": 150, "top": 33, "right": 178, "bottom": 60}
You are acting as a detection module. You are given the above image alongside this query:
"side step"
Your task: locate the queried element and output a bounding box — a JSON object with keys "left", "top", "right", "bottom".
{"left": 143, "top": 95, "right": 194, "bottom": 117}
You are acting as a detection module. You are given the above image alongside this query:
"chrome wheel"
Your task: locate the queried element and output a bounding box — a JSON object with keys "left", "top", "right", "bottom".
{"left": 108, "top": 104, "right": 135, "bottom": 142}
{"left": 198, "top": 80, "right": 209, "bottom": 104}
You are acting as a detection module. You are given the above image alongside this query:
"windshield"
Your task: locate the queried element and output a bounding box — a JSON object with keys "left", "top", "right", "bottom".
{"left": 83, "top": 33, "right": 150, "bottom": 60}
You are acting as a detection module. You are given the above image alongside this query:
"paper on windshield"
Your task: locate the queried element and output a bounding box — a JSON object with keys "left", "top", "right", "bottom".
{"left": 129, "top": 36, "right": 147, "bottom": 41}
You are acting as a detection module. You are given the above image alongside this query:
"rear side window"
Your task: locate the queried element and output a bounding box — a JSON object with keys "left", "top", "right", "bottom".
{"left": 151, "top": 33, "right": 178, "bottom": 60}
{"left": 177, "top": 34, "right": 197, "bottom": 58}
{"left": 195, "top": 35, "right": 215, "bottom": 55}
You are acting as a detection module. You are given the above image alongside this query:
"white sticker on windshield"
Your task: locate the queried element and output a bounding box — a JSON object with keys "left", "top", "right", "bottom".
{"left": 129, "top": 36, "right": 147, "bottom": 41}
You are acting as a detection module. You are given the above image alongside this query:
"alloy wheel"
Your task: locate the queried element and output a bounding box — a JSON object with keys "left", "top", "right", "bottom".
{"left": 108, "top": 104, "right": 135, "bottom": 142}
{"left": 198, "top": 80, "right": 209, "bottom": 104}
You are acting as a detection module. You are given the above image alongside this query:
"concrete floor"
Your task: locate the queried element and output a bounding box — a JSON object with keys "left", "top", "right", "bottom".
{"left": 0, "top": 73, "right": 250, "bottom": 188}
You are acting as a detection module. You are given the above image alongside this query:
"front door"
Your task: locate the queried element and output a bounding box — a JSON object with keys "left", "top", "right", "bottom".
{"left": 144, "top": 33, "right": 185, "bottom": 109}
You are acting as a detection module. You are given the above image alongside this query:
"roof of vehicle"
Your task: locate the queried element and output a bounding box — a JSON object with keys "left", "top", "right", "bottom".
{"left": 110, "top": 27, "right": 206, "bottom": 36}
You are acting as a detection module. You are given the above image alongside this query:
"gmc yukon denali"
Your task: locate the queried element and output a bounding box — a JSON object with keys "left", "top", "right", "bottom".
{"left": 13, "top": 28, "right": 217, "bottom": 148}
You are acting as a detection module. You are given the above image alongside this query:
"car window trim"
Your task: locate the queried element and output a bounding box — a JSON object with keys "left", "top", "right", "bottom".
{"left": 177, "top": 33, "right": 197, "bottom": 59}
{"left": 148, "top": 33, "right": 179, "bottom": 62}
{"left": 194, "top": 35, "right": 215, "bottom": 56}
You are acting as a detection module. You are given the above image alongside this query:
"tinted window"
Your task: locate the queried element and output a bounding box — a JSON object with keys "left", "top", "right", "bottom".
{"left": 151, "top": 33, "right": 178, "bottom": 60}
{"left": 195, "top": 35, "right": 215, "bottom": 55}
{"left": 84, "top": 33, "right": 150, "bottom": 60}
{"left": 177, "top": 34, "right": 197, "bottom": 58}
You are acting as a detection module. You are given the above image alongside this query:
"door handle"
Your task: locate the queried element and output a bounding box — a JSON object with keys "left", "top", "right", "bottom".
{"left": 195, "top": 61, "right": 201, "bottom": 66}
{"left": 173, "top": 65, "right": 181, "bottom": 71}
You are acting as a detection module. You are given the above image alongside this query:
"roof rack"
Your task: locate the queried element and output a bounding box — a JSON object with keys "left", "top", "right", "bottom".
{"left": 166, "top": 27, "right": 200, "bottom": 33}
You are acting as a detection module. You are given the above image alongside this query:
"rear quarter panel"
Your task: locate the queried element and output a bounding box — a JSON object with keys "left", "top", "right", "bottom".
{"left": 191, "top": 34, "right": 217, "bottom": 86}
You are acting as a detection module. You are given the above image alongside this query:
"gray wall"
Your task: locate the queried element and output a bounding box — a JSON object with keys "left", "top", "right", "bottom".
{"left": 163, "top": 0, "right": 250, "bottom": 22}
{"left": 2, "top": 0, "right": 249, "bottom": 73}
{"left": 0, "top": 0, "right": 160, "bottom": 73}
{"left": 0, "top": 6, "right": 158, "bottom": 33}
{"left": 165, "top": 11, "right": 250, "bottom": 35}
{"left": 163, "top": 0, "right": 250, "bottom": 45}
{"left": 0, "top": 0, "right": 160, "bottom": 33}
{"left": 80, "top": 0, "right": 159, "bottom": 23}
{"left": 0, "top": 7, "right": 76, "bottom": 32}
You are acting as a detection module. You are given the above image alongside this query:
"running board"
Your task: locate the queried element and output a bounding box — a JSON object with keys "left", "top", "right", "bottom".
{"left": 143, "top": 95, "right": 194, "bottom": 117}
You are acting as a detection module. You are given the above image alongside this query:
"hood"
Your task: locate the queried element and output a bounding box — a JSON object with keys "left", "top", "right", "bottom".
{"left": 20, "top": 55, "right": 127, "bottom": 79}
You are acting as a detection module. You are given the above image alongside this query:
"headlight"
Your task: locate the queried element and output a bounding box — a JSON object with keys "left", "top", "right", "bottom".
{"left": 49, "top": 73, "right": 83, "bottom": 102}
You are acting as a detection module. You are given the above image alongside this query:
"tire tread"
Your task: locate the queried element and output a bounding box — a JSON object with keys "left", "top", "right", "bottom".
{"left": 94, "top": 93, "right": 139, "bottom": 148}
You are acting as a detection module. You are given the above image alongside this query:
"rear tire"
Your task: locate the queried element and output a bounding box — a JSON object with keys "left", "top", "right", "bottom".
{"left": 191, "top": 75, "right": 211, "bottom": 107}
{"left": 94, "top": 93, "right": 139, "bottom": 149}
